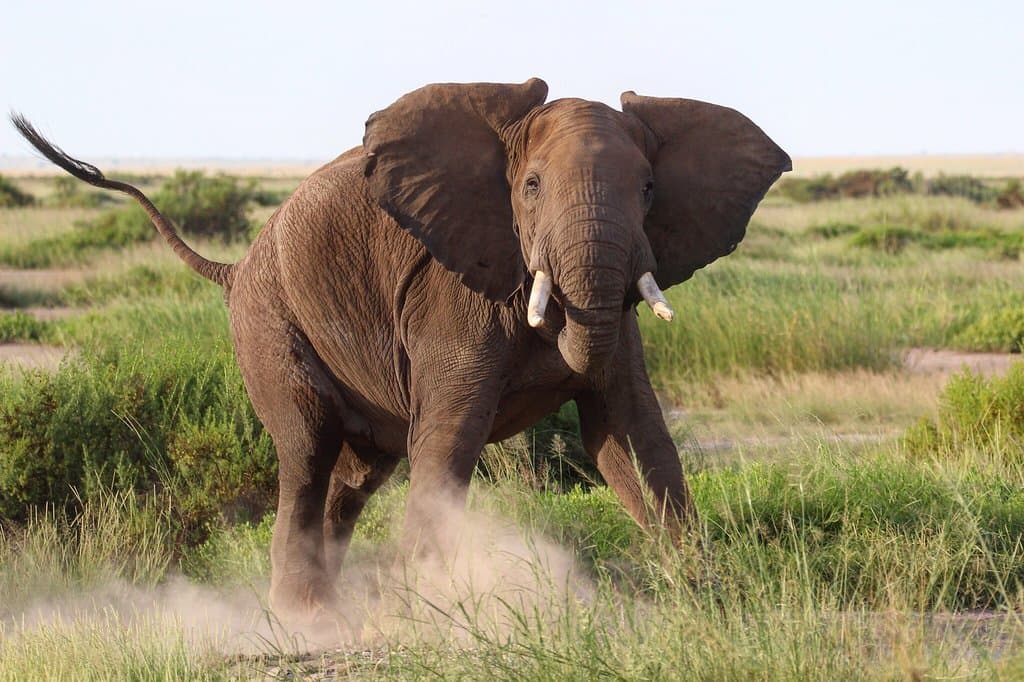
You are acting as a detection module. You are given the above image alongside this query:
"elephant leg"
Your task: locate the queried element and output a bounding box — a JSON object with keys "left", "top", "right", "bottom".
{"left": 575, "top": 316, "right": 697, "bottom": 540}
{"left": 402, "top": 381, "right": 499, "bottom": 556}
{"left": 231, "top": 311, "right": 349, "bottom": 622}
{"left": 323, "top": 443, "right": 400, "bottom": 578}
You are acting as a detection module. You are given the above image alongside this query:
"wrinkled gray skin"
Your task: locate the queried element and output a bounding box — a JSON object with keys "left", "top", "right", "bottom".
{"left": 12, "top": 78, "right": 790, "bottom": 622}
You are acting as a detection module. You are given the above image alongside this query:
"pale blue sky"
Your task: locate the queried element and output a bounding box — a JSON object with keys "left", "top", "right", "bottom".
{"left": 1, "top": 0, "right": 1020, "bottom": 160}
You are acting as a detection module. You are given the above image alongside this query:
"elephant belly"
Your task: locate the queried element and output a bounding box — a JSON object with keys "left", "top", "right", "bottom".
{"left": 489, "top": 389, "right": 577, "bottom": 443}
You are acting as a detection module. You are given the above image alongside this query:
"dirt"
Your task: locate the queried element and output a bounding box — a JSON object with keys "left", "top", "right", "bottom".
{"left": 0, "top": 267, "right": 88, "bottom": 293}
{"left": 903, "top": 348, "right": 1020, "bottom": 377}
{"left": 0, "top": 344, "right": 67, "bottom": 371}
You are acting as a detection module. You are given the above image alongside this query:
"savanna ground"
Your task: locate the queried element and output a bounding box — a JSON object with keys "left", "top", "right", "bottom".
{"left": 3, "top": 160, "right": 1024, "bottom": 679}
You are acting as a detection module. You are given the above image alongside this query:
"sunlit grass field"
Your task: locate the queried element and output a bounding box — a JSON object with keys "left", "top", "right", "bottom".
{"left": 2, "top": 168, "right": 1024, "bottom": 678}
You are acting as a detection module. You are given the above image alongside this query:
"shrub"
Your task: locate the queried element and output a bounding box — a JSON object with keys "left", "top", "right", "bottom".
{"left": 806, "top": 221, "right": 860, "bottom": 239}
{"left": 776, "top": 175, "right": 838, "bottom": 203}
{"left": 0, "top": 300, "right": 276, "bottom": 544}
{"left": 847, "top": 224, "right": 921, "bottom": 254}
{"left": 777, "top": 168, "right": 913, "bottom": 203}
{"left": 997, "top": 179, "right": 1024, "bottom": 209}
{"left": 953, "top": 307, "right": 1024, "bottom": 353}
{"left": 47, "top": 176, "right": 114, "bottom": 208}
{"left": 0, "top": 174, "right": 34, "bottom": 207}
{"left": 927, "top": 174, "right": 998, "bottom": 204}
{"left": 849, "top": 223, "right": 1024, "bottom": 257}
{"left": 0, "top": 311, "right": 53, "bottom": 343}
{"left": 250, "top": 186, "right": 291, "bottom": 207}
{"left": 834, "top": 167, "right": 913, "bottom": 198}
{"left": 144, "top": 170, "right": 256, "bottom": 241}
{"left": 904, "top": 363, "right": 1024, "bottom": 456}
{"left": 0, "top": 171, "right": 258, "bottom": 267}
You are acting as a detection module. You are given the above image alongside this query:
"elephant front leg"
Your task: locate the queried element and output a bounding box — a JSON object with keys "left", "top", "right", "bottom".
{"left": 402, "top": 380, "right": 499, "bottom": 557}
{"left": 575, "top": 318, "right": 698, "bottom": 542}
{"left": 576, "top": 389, "right": 696, "bottom": 538}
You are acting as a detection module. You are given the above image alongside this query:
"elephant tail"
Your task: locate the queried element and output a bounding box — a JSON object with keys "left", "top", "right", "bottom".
{"left": 10, "top": 113, "right": 235, "bottom": 288}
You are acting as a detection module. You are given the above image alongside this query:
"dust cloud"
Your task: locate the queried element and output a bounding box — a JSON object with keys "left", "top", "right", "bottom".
{"left": 2, "top": 498, "right": 593, "bottom": 658}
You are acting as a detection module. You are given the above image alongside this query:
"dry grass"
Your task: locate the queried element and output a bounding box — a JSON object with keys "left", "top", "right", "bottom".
{"left": 666, "top": 369, "right": 945, "bottom": 468}
{"left": 753, "top": 194, "right": 1024, "bottom": 234}
{"left": 0, "top": 207, "right": 103, "bottom": 246}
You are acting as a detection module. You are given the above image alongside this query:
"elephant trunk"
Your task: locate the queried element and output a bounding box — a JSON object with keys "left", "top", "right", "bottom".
{"left": 546, "top": 220, "right": 630, "bottom": 375}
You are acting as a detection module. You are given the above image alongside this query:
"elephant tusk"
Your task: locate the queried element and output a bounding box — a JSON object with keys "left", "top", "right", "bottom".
{"left": 638, "top": 272, "right": 674, "bottom": 322}
{"left": 527, "top": 271, "right": 551, "bottom": 327}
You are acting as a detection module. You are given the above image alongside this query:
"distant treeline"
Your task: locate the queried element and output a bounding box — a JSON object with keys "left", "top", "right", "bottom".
{"left": 776, "top": 167, "right": 1024, "bottom": 208}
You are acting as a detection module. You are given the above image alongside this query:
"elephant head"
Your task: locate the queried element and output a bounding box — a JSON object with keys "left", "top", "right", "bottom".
{"left": 363, "top": 78, "right": 791, "bottom": 375}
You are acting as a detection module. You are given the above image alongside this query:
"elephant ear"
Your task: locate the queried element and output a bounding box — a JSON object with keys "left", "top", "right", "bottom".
{"left": 363, "top": 79, "right": 548, "bottom": 301}
{"left": 621, "top": 92, "right": 791, "bottom": 288}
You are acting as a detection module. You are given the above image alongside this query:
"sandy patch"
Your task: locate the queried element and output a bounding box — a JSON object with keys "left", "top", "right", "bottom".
{"left": 903, "top": 348, "right": 1019, "bottom": 377}
{"left": 0, "top": 343, "right": 66, "bottom": 371}
{"left": 0, "top": 267, "right": 88, "bottom": 294}
{"left": 19, "top": 306, "right": 79, "bottom": 321}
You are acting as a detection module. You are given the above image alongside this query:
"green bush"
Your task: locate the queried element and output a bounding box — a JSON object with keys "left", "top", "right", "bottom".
{"left": 849, "top": 223, "right": 1024, "bottom": 256}
{"left": 143, "top": 170, "right": 256, "bottom": 241}
{"left": 776, "top": 168, "right": 1014, "bottom": 206}
{"left": 904, "top": 364, "right": 1024, "bottom": 456}
{"left": 806, "top": 221, "right": 860, "bottom": 239}
{"left": 0, "top": 311, "right": 53, "bottom": 343}
{"left": 47, "top": 176, "right": 114, "bottom": 208}
{"left": 927, "top": 174, "right": 999, "bottom": 204}
{"left": 0, "top": 174, "right": 34, "bottom": 207}
{"left": 954, "top": 307, "right": 1024, "bottom": 353}
{"left": 0, "top": 299, "right": 276, "bottom": 544}
{"left": 776, "top": 175, "right": 839, "bottom": 203}
{"left": 997, "top": 179, "right": 1024, "bottom": 209}
{"left": 250, "top": 186, "right": 291, "bottom": 207}
{"left": 834, "top": 167, "right": 913, "bottom": 198}
{"left": 778, "top": 168, "right": 913, "bottom": 203}
{"left": 0, "top": 170, "right": 258, "bottom": 268}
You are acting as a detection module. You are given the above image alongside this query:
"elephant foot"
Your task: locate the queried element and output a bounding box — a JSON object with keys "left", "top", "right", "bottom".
{"left": 269, "top": 577, "right": 360, "bottom": 642}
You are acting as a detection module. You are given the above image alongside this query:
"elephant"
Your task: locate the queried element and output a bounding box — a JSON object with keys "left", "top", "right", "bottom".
{"left": 11, "top": 78, "right": 790, "bottom": 622}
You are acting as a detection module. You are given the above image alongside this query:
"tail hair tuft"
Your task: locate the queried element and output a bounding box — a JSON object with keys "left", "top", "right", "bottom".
{"left": 9, "top": 112, "right": 106, "bottom": 184}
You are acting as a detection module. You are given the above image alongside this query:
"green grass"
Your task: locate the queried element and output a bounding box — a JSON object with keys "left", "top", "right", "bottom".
{"left": 0, "top": 171, "right": 263, "bottom": 268}
{"left": 3, "top": 175, "right": 1024, "bottom": 677}
{"left": 0, "top": 292, "right": 275, "bottom": 537}
{"left": 0, "top": 175, "right": 34, "bottom": 208}
{"left": 0, "top": 311, "right": 53, "bottom": 343}
{"left": 4, "top": 440, "right": 1024, "bottom": 678}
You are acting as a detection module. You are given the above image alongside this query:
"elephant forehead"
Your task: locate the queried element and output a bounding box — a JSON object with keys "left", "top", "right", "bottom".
{"left": 528, "top": 99, "right": 641, "bottom": 149}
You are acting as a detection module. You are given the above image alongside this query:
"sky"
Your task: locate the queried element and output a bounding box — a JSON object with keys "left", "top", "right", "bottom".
{"left": 1, "top": 0, "right": 1021, "bottom": 161}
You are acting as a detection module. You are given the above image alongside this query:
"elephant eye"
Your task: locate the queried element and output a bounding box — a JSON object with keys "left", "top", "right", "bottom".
{"left": 643, "top": 180, "right": 654, "bottom": 205}
{"left": 524, "top": 175, "right": 541, "bottom": 197}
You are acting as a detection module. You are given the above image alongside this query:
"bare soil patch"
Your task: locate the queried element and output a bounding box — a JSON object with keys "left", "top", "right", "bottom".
{"left": 19, "top": 306, "right": 78, "bottom": 321}
{"left": 0, "top": 344, "right": 66, "bottom": 371}
{"left": 0, "top": 267, "right": 87, "bottom": 293}
{"left": 904, "top": 348, "right": 1019, "bottom": 377}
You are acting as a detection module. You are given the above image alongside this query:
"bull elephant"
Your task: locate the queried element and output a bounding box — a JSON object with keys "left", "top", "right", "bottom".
{"left": 12, "top": 77, "right": 790, "bottom": 622}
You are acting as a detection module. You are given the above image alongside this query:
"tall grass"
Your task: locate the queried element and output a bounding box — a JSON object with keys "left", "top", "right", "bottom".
{"left": 0, "top": 291, "right": 275, "bottom": 537}
{"left": 641, "top": 261, "right": 903, "bottom": 398}
{"left": 6, "top": 438, "right": 1024, "bottom": 678}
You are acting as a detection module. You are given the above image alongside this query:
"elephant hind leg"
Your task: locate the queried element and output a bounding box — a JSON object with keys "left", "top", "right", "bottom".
{"left": 324, "top": 443, "right": 400, "bottom": 578}
{"left": 231, "top": 308, "right": 350, "bottom": 623}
